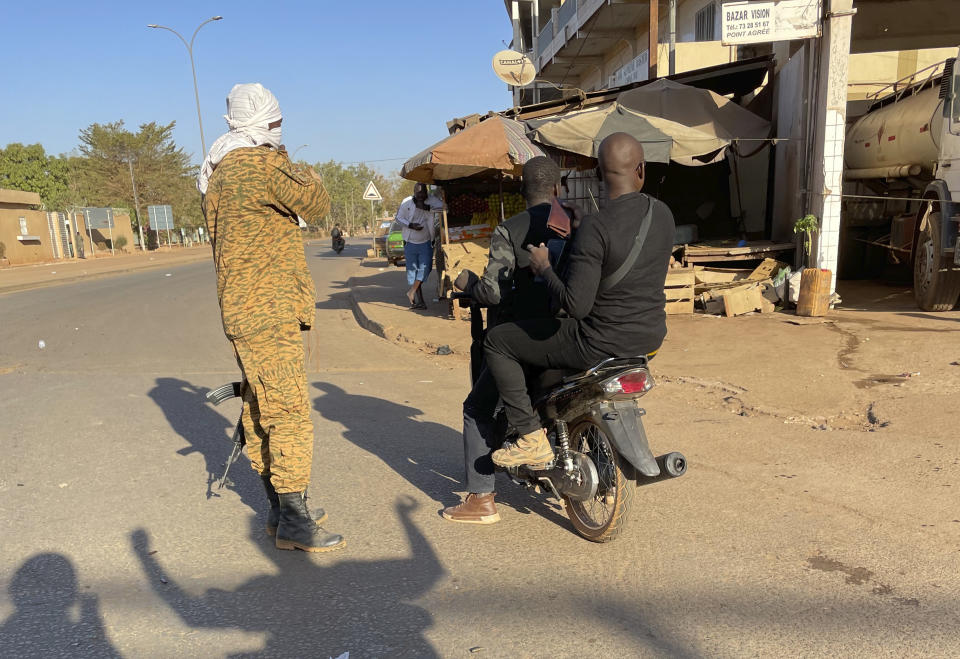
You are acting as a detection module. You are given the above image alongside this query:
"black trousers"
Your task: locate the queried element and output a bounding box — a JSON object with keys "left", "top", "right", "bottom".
{"left": 483, "top": 317, "right": 597, "bottom": 436}
{"left": 461, "top": 367, "right": 501, "bottom": 493}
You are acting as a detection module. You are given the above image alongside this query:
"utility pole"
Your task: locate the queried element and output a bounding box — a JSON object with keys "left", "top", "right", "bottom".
{"left": 128, "top": 158, "right": 145, "bottom": 250}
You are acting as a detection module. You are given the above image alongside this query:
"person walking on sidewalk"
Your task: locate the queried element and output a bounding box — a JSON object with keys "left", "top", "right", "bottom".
{"left": 441, "top": 156, "right": 567, "bottom": 524}
{"left": 199, "top": 82, "right": 344, "bottom": 553}
{"left": 396, "top": 183, "right": 442, "bottom": 309}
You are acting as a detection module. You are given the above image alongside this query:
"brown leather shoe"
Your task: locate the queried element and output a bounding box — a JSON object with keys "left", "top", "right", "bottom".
{"left": 441, "top": 493, "right": 501, "bottom": 525}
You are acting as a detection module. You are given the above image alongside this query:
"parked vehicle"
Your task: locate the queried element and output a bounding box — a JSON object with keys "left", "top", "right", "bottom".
{"left": 373, "top": 219, "right": 405, "bottom": 266}
{"left": 845, "top": 51, "right": 960, "bottom": 310}
{"left": 454, "top": 292, "right": 687, "bottom": 543}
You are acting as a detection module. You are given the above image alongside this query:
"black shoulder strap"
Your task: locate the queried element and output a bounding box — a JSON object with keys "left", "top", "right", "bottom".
{"left": 599, "top": 196, "right": 655, "bottom": 292}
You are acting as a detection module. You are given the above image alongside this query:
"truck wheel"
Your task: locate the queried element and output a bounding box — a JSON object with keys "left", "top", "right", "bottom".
{"left": 913, "top": 209, "right": 960, "bottom": 311}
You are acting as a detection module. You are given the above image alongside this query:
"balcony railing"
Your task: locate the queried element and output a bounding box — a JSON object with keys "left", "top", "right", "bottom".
{"left": 558, "top": 0, "right": 578, "bottom": 29}
{"left": 536, "top": 17, "right": 554, "bottom": 58}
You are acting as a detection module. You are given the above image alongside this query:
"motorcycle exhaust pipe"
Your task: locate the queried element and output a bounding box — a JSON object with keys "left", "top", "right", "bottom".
{"left": 636, "top": 452, "right": 687, "bottom": 487}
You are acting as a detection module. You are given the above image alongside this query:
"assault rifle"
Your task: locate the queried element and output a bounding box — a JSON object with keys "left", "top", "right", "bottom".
{"left": 205, "top": 381, "right": 245, "bottom": 489}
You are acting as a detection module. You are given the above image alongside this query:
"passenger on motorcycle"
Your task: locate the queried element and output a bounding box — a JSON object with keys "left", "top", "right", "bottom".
{"left": 441, "top": 156, "right": 569, "bottom": 525}
{"left": 486, "top": 132, "right": 675, "bottom": 471}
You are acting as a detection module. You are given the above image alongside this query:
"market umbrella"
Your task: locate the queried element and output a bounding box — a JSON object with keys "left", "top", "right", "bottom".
{"left": 401, "top": 116, "right": 544, "bottom": 183}
{"left": 526, "top": 80, "right": 770, "bottom": 166}
{"left": 617, "top": 79, "right": 770, "bottom": 146}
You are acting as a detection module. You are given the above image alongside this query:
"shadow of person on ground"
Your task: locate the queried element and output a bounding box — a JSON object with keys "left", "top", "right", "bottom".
{"left": 319, "top": 269, "right": 440, "bottom": 312}
{"left": 147, "top": 377, "right": 261, "bottom": 515}
{"left": 312, "top": 382, "right": 571, "bottom": 531}
{"left": 132, "top": 497, "right": 444, "bottom": 658}
{"left": 0, "top": 553, "right": 121, "bottom": 658}
{"left": 312, "top": 382, "right": 463, "bottom": 505}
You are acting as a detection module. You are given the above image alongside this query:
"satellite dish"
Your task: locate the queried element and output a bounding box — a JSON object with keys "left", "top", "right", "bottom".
{"left": 492, "top": 49, "right": 536, "bottom": 87}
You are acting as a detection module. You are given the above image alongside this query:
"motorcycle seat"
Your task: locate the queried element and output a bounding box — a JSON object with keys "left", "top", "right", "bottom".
{"left": 536, "top": 356, "right": 651, "bottom": 391}
{"left": 536, "top": 368, "right": 581, "bottom": 391}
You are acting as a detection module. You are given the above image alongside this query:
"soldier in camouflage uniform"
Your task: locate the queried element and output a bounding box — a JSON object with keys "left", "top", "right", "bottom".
{"left": 441, "top": 156, "right": 567, "bottom": 525}
{"left": 199, "top": 83, "right": 344, "bottom": 552}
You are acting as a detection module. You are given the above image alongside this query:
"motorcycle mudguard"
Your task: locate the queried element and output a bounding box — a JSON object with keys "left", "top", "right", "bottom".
{"left": 590, "top": 401, "right": 661, "bottom": 478}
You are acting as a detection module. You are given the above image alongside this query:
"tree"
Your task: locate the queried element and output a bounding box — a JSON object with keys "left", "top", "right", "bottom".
{"left": 76, "top": 120, "right": 201, "bottom": 234}
{"left": 311, "top": 160, "right": 413, "bottom": 232}
{"left": 0, "top": 143, "right": 71, "bottom": 209}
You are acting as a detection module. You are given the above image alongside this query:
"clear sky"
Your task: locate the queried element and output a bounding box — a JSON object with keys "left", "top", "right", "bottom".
{"left": 1, "top": 1, "right": 514, "bottom": 173}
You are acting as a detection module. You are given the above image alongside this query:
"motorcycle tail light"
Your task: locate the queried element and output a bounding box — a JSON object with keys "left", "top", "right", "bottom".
{"left": 602, "top": 369, "right": 653, "bottom": 397}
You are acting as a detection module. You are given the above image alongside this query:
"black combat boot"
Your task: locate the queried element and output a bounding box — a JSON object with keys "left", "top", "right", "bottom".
{"left": 275, "top": 491, "right": 345, "bottom": 552}
{"left": 261, "top": 475, "right": 327, "bottom": 537}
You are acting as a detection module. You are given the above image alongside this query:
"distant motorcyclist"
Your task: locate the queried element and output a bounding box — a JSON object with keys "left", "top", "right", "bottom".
{"left": 331, "top": 223, "right": 344, "bottom": 252}
{"left": 441, "top": 156, "right": 568, "bottom": 525}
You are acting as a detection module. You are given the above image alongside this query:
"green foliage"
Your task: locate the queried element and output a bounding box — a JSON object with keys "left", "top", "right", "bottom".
{"left": 793, "top": 214, "right": 819, "bottom": 261}
{"left": 312, "top": 160, "right": 412, "bottom": 231}
{"left": 0, "top": 241, "right": 6, "bottom": 259}
{"left": 76, "top": 120, "right": 201, "bottom": 231}
{"left": 0, "top": 143, "right": 72, "bottom": 209}
{"left": 3, "top": 124, "right": 413, "bottom": 240}
{"left": 114, "top": 235, "right": 128, "bottom": 251}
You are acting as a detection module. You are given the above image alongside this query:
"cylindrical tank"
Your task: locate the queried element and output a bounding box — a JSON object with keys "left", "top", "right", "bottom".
{"left": 845, "top": 85, "right": 943, "bottom": 175}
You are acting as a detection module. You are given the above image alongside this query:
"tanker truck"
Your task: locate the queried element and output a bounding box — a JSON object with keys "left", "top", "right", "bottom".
{"left": 844, "top": 53, "right": 960, "bottom": 311}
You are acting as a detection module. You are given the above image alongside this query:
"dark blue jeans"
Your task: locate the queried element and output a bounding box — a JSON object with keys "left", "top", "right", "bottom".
{"left": 461, "top": 367, "right": 501, "bottom": 493}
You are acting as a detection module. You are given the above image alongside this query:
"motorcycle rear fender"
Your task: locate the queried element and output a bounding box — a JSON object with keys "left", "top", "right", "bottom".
{"left": 589, "top": 401, "right": 660, "bottom": 478}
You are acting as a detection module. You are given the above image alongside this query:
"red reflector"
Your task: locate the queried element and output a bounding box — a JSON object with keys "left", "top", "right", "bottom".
{"left": 864, "top": 142, "right": 871, "bottom": 148}
{"left": 616, "top": 371, "right": 648, "bottom": 394}
{"left": 888, "top": 135, "right": 896, "bottom": 141}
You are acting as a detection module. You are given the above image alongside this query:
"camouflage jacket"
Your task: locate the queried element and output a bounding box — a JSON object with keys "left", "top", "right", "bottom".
{"left": 465, "top": 203, "right": 561, "bottom": 325}
{"left": 202, "top": 146, "right": 330, "bottom": 339}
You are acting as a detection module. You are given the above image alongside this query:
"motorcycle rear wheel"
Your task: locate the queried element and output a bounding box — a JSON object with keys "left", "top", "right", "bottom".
{"left": 564, "top": 418, "right": 633, "bottom": 542}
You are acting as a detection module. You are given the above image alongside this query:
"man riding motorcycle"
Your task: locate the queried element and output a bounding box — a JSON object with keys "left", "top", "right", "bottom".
{"left": 485, "top": 132, "right": 675, "bottom": 474}
{"left": 441, "top": 156, "right": 569, "bottom": 525}
{"left": 331, "top": 223, "right": 344, "bottom": 252}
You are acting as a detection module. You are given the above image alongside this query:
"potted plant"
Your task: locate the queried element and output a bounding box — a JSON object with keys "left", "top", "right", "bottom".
{"left": 793, "top": 214, "right": 819, "bottom": 268}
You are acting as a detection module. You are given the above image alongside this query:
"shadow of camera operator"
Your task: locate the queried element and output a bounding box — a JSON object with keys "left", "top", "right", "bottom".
{"left": 0, "top": 553, "right": 120, "bottom": 658}
{"left": 312, "top": 382, "right": 463, "bottom": 505}
{"left": 132, "top": 497, "right": 443, "bottom": 658}
{"left": 147, "top": 377, "right": 260, "bottom": 513}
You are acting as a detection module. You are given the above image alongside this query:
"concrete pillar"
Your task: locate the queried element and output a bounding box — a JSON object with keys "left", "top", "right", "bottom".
{"left": 809, "top": 0, "right": 856, "bottom": 290}
{"left": 512, "top": 1, "right": 523, "bottom": 106}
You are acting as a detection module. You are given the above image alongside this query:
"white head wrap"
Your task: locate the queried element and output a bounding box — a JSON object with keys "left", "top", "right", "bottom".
{"left": 197, "top": 83, "right": 283, "bottom": 193}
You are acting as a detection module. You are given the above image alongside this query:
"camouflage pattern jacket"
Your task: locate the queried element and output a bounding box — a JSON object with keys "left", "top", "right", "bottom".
{"left": 202, "top": 146, "right": 330, "bottom": 339}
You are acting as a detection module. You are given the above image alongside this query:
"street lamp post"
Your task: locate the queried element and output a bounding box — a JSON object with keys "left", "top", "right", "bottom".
{"left": 291, "top": 144, "right": 309, "bottom": 161}
{"left": 148, "top": 16, "right": 223, "bottom": 157}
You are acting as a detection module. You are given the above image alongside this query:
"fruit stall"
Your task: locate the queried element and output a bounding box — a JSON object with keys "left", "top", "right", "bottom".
{"left": 400, "top": 115, "right": 544, "bottom": 318}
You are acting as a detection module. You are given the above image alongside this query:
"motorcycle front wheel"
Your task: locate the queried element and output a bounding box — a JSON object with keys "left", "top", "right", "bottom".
{"left": 564, "top": 418, "right": 633, "bottom": 542}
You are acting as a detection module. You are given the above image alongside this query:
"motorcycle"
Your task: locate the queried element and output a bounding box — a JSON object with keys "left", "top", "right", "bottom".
{"left": 455, "top": 292, "right": 687, "bottom": 543}
{"left": 332, "top": 234, "right": 345, "bottom": 254}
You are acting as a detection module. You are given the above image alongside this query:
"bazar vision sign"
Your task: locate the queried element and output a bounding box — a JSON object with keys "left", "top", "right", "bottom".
{"left": 721, "top": 0, "right": 821, "bottom": 45}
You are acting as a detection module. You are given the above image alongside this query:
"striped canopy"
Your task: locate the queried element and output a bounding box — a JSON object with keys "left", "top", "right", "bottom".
{"left": 401, "top": 116, "right": 544, "bottom": 183}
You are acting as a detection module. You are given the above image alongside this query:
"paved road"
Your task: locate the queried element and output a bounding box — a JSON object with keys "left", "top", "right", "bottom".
{"left": 0, "top": 239, "right": 956, "bottom": 657}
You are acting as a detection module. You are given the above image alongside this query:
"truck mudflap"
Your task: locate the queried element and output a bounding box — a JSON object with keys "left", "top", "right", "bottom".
{"left": 591, "top": 400, "right": 661, "bottom": 478}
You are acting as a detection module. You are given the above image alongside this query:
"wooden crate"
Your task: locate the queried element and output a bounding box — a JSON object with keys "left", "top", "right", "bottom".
{"left": 664, "top": 268, "right": 695, "bottom": 314}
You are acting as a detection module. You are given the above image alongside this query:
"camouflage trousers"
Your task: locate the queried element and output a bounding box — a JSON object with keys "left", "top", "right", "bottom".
{"left": 231, "top": 322, "right": 313, "bottom": 493}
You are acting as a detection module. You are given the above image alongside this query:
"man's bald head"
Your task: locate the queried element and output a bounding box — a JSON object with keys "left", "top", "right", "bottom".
{"left": 597, "top": 132, "right": 645, "bottom": 198}
{"left": 598, "top": 132, "right": 645, "bottom": 176}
